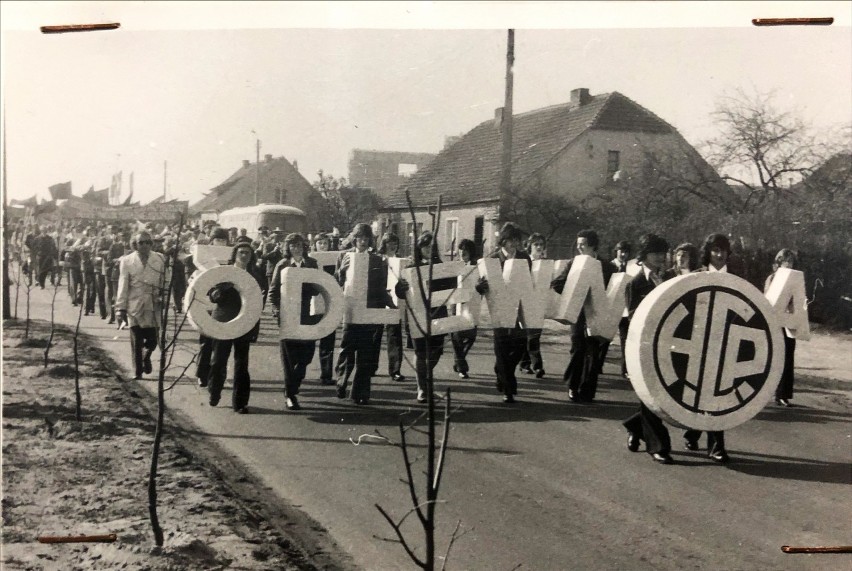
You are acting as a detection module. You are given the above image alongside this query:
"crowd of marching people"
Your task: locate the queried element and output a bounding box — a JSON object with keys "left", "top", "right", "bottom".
{"left": 9, "top": 216, "right": 802, "bottom": 466}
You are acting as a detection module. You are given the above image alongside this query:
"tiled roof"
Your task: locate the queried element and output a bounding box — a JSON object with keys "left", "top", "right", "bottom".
{"left": 190, "top": 156, "right": 318, "bottom": 215}
{"left": 383, "top": 92, "right": 675, "bottom": 210}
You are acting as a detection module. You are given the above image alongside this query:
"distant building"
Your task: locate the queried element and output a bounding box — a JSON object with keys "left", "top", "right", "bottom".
{"left": 190, "top": 154, "right": 324, "bottom": 229}
{"left": 378, "top": 88, "right": 727, "bottom": 258}
{"left": 348, "top": 149, "right": 436, "bottom": 199}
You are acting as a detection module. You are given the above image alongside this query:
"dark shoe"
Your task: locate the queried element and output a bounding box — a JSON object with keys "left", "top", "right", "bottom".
{"left": 108, "top": 317, "right": 115, "bottom": 324}
{"left": 355, "top": 398, "right": 370, "bottom": 405}
{"left": 627, "top": 432, "right": 640, "bottom": 452}
{"left": 320, "top": 378, "right": 335, "bottom": 385}
{"left": 143, "top": 356, "right": 153, "bottom": 374}
{"left": 777, "top": 398, "right": 791, "bottom": 407}
{"left": 568, "top": 389, "right": 581, "bottom": 402}
{"left": 535, "top": 369, "right": 545, "bottom": 379}
{"left": 197, "top": 378, "right": 207, "bottom": 388}
{"left": 416, "top": 390, "right": 427, "bottom": 404}
{"left": 235, "top": 406, "right": 249, "bottom": 414}
{"left": 392, "top": 373, "right": 406, "bottom": 382}
{"left": 503, "top": 394, "right": 516, "bottom": 404}
{"left": 519, "top": 366, "right": 534, "bottom": 375}
{"left": 209, "top": 395, "right": 220, "bottom": 407}
{"left": 651, "top": 453, "right": 673, "bottom": 465}
{"left": 336, "top": 385, "right": 347, "bottom": 399}
{"left": 458, "top": 372, "right": 469, "bottom": 379}
{"left": 708, "top": 450, "right": 730, "bottom": 463}
{"left": 684, "top": 439, "right": 699, "bottom": 451}
{"left": 133, "top": 374, "right": 142, "bottom": 381}
{"left": 286, "top": 396, "right": 301, "bottom": 411}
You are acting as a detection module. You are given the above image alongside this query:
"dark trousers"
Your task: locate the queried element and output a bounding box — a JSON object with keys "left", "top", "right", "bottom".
{"left": 336, "top": 324, "right": 383, "bottom": 401}
{"left": 260, "top": 273, "right": 271, "bottom": 309}
{"left": 623, "top": 403, "right": 671, "bottom": 454}
{"left": 107, "top": 276, "right": 119, "bottom": 321}
{"left": 84, "top": 273, "right": 97, "bottom": 313}
{"left": 386, "top": 323, "right": 403, "bottom": 376}
{"left": 195, "top": 335, "right": 214, "bottom": 382}
{"left": 36, "top": 258, "right": 52, "bottom": 288}
{"left": 776, "top": 336, "right": 796, "bottom": 400}
{"left": 493, "top": 327, "right": 526, "bottom": 396}
{"left": 318, "top": 330, "right": 336, "bottom": 382}
{"left": 130, "top": 325, "right": 157, "bottom": 377}
{"left": 519, "top": 328, "right": 544, "bottom": 373}
{"left": 618, "top": 317, "right": 629, "bottom": 376}
{"left": 684, "top": 429, "right": 726, "bottom": 455}
{"left": 280, "top": 340, "right": 317, "bottom": 398}
{"left": 69, "top": 267, "right": 83, "bottom": 305}
{"left": 413, "top": 335, "right": 444, "bottom": 393}
{"left": 564, "top": 326, "right": 604, "bottom": 400}
{"left": 96, "top": 274, "right": 108, "bottom": 318}
{"left": 208, "top": 332, "right": 252, "bottom": 410}
{"left": 450, "top": 327, "right": 477, "bottom": 374}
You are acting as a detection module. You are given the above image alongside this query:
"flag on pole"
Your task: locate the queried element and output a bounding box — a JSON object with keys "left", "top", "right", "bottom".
{"left": 48, "top": 181, "right": 72, "bottom": 200}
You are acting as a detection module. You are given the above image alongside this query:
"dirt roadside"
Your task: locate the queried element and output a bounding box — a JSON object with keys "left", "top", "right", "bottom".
{"left": 1, "top": 319, "right": 354, "bottom": 571}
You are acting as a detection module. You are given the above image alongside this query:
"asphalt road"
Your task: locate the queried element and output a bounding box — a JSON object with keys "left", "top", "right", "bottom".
{"left": 18, "top": 281, "right": 852, "bottom": 571}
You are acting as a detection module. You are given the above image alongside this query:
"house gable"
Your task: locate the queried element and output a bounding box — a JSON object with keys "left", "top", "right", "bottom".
{"left": 383, "top": 91, "right": 682, "bottom": 211}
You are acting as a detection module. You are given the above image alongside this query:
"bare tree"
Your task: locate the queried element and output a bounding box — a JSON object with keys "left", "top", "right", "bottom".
{"left": 702, "top": 87, "right": 847, "bottom": 211}
{"left": 371, "top": 192, "right": 468, "bottom": 570}
{"left": 72, "top": 285, "right": 84, "bottom": 421}
{"left": 148, "top": 215, "right": 186, "bottom": 547}
{"left": 43, "top": 277, "right": 62, "bottom": 367}
{"left": 313, "top": 171, "right": 381, "bottom": 236}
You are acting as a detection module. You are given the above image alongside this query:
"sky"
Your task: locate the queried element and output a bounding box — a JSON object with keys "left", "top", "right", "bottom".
{"left": 2, "top": 2, "right": 851, "bottom": 206}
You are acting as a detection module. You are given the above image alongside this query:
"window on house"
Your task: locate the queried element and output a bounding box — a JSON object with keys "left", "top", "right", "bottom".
{"left": 445, "top": 219, "right": 459, "bottom": 256}
{"left": 607, "top": 150, "right": 620, "bottom": 179}
{"left": 398, "top": 163, "right": 418, "bottom": 178}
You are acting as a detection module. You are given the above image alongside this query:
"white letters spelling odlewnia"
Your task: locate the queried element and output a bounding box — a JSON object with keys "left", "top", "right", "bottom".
{"left": 185, "top": 249, "right": 809, "bottom": 348}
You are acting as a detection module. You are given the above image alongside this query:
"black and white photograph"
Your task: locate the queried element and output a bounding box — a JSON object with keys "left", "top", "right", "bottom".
{"left": 2, "top": 2, "right": 851, "bottom": 570}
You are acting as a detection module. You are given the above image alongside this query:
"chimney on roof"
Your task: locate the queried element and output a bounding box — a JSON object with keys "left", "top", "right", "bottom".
{"left": 494, "top": 107, "right": 504, "bottom": 129}
{"left": 292, "top": 160, "right": 298, "bottom": 172}
{"left": 265, "top": 154, "right": 273, "bottom": 162}
{"left": 571, "top": 88, "right": 592, "bottom": 106}
{"left": 242, "top": 159, "right": 251, "bottom": 168}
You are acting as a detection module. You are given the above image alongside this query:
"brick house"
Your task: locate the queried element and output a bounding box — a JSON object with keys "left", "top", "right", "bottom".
{"left": 377, "top": 88, "right": 726, "bottom": 258}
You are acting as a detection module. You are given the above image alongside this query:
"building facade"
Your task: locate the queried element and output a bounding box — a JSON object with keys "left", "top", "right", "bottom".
{"left": 378, "top": 88, "right": 727, "bottom": 258}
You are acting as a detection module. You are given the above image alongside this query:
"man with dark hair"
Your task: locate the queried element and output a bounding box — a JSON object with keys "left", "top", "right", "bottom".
{"left": 608, "top": 239, "right": 633, "bottom": 378}
{"left": 334, "top": 223, "right": 393, "bottom": 405}
{"left": 622, "top": 233, "right": 674, "bottom": 464}
{"left": 682, "top": 232, "right": 734, "bottom": 463}
{"left": 550, "top": 228, "right": 614, "bottom": 403}
{"left": 476, "top": 222, "right": 531, "bottom": 404}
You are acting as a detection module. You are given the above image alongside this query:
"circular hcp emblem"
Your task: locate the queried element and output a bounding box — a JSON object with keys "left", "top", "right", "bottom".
{"left": 625, "top": 273, "right": 784, "bottom": 431}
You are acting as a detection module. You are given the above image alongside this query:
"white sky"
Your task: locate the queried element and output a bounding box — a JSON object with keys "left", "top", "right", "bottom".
{"left": 2, "top": 2, "right": 851, "bottom": 205}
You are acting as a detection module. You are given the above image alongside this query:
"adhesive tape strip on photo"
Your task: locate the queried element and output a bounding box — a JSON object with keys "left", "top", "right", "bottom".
{"left": 185, "top": 265, "right": 262, "bottom": 340}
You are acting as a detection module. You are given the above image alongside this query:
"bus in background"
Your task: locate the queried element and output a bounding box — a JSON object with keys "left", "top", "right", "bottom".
{"left": 216, "top": 204, "right": 307, "bottom": 240}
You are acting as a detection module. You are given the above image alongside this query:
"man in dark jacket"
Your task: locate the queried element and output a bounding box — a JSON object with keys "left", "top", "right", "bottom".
{"left": 550, "top": 229, "right": 614, "bottom": 403}
{"left": 475, "top": 222, "right": 531, "bottom": 404}
{"left": 334, "top": 223, "right": 393, "bottom": 405}
{"left": 269, "top": 233, "right": 318, "bottom": 411}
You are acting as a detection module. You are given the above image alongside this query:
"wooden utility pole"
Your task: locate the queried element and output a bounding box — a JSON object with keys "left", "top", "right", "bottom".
{"left": 3, "top": 111, "right": 10, "bottom": 319}
{"left": 255, "top": 138, "right": 261, "bottom": 205}
{"left": 500, "top": 29, "right": 515, "bottom": 198}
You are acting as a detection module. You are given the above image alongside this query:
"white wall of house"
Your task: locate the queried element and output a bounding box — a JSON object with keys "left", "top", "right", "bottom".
{"left": 539, "top": 130, "right": 690, "bottom": 199}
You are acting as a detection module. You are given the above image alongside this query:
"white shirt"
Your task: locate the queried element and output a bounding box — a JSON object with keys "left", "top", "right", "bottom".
{"left": 708, "top": 264, "right": 728, "bottom": 273}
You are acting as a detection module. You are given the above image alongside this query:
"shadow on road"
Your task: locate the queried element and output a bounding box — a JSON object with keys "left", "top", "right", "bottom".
{"left": 722, "top": 450, "right": 851, "bottom": 484}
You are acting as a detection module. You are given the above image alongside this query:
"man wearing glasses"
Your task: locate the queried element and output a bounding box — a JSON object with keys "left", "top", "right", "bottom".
{"left": 115, "top": 231, "right": 169, "bottom": 380}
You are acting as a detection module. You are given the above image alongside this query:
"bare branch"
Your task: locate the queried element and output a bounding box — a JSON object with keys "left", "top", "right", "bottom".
{"left": 375, "top": 504, "right": 426, "bottom": 569}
